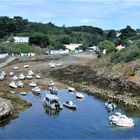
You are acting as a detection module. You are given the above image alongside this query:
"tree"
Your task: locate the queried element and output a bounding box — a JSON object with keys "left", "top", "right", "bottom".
{"left": 29, "top": 32, "right": 50, "bottom": 48}
{"left": 120, "top": 26, "right": 137, "bottom": 41}
{"left": 98, "top": 40, "right": 116, "bottom": 53}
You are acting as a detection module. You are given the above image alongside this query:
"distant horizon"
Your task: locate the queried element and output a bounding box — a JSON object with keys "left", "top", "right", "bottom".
{"left": 3, "top": 15, "right": 139, "bottom": 31}
{"left": 0, "top": 0, "right": 140, "bottom": 30}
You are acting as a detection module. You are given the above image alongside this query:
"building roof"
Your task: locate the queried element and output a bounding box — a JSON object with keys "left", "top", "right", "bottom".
{"left": 64, "top": 43, "right": 82, "bottom": 47}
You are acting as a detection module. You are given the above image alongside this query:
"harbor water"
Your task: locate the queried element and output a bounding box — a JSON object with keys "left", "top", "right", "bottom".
{"left": 0, "top": 89, "right": 140, "bottom": 139}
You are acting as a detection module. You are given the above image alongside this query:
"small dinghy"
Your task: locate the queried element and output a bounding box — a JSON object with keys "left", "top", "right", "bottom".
{"left": 48, "top": 81, "right": 55, "bottom": 87}
{"left": 32, "top": 86, "right": 41, "bottom": 93}
{"left": 63, "top": 101, "right": 77, "bottom": 110}
{"left": 75, "top": 92, "right": 84, "bottom": 99}
{"left": 13, "top": 66, "right": 18, "bottom": 70}
{"left": 17, "top": 81, "right": 24, "bottom": 88}
{"left": 26, "top": 75, "right": 33, "bottom": 79}
{"left": 20, "top": 92, "right": 26, "bottom": 96}
{"left": 24, "top": 65, "right": 29, "bottom": 68}
{"left": 9, "top": 72, "right": 14, "bottom": 76}
{"left": 19, "top": 73, "right": 25, "bottom": 80}
{"left": 12, "top": 75, "right": 18, "bottom": 80}
{"left": 29, "top": 82, "right": 37, "bottom": 87}
{"left": 68, "top": 87, "right": 75, "bottom": 92}
{"left": 9, "top": 81, "right": 17, "bottom": 88}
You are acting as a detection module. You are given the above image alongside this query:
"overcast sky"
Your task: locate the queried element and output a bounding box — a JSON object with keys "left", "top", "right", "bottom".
{"left": 0, "top": 0, "right": 140, "bottom": 29}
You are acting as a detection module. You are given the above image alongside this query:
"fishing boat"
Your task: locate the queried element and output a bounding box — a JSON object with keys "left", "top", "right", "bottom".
{"left": 9, "top": 81, "right": 17, "bottom": 88}
{"left": 43, "top": 93, "right": 63, "bottom": 110}
{"left": 63, "top": 101, "right": 77, "bottom": 110}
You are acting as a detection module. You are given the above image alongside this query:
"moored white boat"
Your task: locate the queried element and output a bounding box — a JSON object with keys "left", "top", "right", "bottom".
{"left": 27, "top": 70, "right": 34, "bottom": 76}
{"left": 49, "top": 86, "right": 58, "bottom": 94}
{"left": 36, "top": 74, "right": 42, "bottom": 79}
{"left": 19, "top": 73, "right": 25, "bottom": 80}
{"left": 9, "top": 72, "right": 14, "bottom": 76}
{"left": 109, "top": 112, "right": 135, "bottom": 127}
{"left": 63, "top": 101, "right": 77, "bottom": 109}
{"left": 48, "top": 81, "right": 55, "bottom": 87}
{"left": 29, "top": 82, "right": 37, "bottom": 87}
{"left": 43, "top": 93, "right": 63, "bottom": 110}
{"left": 49, "top": 61, "right": 56, "bottom": 68}
{"left": 20, "top": 92, "right": 26, "bottom": 95}
{"left": 17, "top": 81, "right": 24, "bottom": 88}
{"left": 0, "top": 75, "right": 5, "bottom": 80}
{"left": 1, "top": 71, "right": 6, "bottom": 77}
{"left": 75, "top": 92, "right": 84, "bottom": 99}
{"left": 24, "top": 65, "right": 29, "bottom": 68}
{"left": 12, "top": 75, "right": 18, "bottom": 80}
{"left": 26, "top": 75, "right": 33, "bottom": 79}
{"left": 13, "top": 66, "right": 18, "bottom": 70}
{"left": 32, "top": 86, "right": 41, "bottom": 93}
{"left": 9, "top": 81, "right": 17, "bottom": 88}
{"left": 56, "top": 62, "right": 63, "bottom": 67}
{"left": 68, "top": 87, "right": 75, "bottom": 92}
{"left": 105, "top": 100, "right": 117, "bottom": 111}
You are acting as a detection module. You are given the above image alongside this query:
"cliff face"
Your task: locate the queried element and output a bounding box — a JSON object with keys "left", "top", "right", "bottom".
{"left": 50, "top": 59, "right": 140, "bottom": 111}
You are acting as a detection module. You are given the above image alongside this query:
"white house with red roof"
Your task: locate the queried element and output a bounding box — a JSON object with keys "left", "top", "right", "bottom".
{"left": 64, "top": 43, "right": 83, "bottom": 51}
{"left": 14, "top": 36, "right": 29, "bottom": 43}
{"left": 116, "top": 44, "right": 125, "bottom": 51}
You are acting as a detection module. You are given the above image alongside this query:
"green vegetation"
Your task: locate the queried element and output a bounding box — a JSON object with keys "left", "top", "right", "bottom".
{"left": 0, "top": 16, "right": 139, "bottom": 63}
{"left": 110, "top": 39, "right": 140, "bottom": 63}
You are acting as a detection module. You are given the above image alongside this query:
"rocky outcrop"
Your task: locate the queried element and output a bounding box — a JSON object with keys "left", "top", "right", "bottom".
{"left": 50, "top": 62, "right": 140, "bottom": 111}
{"left": 0, "top": 98, "right": 12, "bottom": 120}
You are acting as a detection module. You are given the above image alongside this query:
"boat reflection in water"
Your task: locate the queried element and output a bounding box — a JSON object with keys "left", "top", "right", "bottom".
{"left": 44, "top": 106, "right": 60, "bottom": 116}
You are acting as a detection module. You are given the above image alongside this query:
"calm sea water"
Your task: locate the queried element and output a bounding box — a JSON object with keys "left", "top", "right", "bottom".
{"left": 0, "top": 89, "right": 140, "bottom": 139}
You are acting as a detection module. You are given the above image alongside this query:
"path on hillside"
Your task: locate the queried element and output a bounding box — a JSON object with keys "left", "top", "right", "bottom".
{"left": 0, "top": 57, "right": 16, "bottom": 68}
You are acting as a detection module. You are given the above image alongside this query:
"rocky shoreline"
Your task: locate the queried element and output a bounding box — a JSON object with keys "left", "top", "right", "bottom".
{"left": 50, "top": 63, "right": 140, "bottom": 113}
